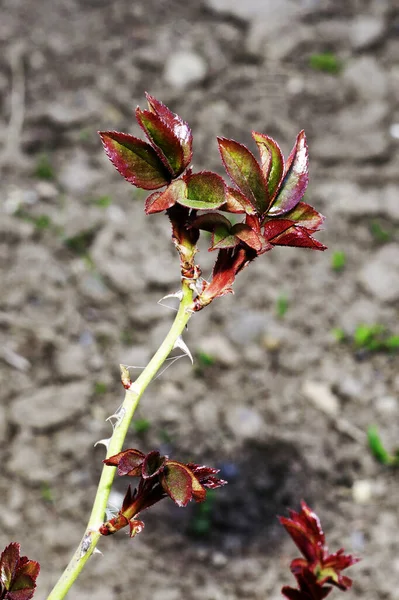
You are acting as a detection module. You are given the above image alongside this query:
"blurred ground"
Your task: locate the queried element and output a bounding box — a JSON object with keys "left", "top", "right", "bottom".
{"left": 1, "top": 0, "right": 399, "bottom": 598}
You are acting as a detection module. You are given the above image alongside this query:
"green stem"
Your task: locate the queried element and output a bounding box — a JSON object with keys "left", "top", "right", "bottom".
{"left": 46, "top": 283, "right": 194, "bottom": 600}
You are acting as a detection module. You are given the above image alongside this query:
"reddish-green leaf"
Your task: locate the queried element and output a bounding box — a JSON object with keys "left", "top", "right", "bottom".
{"left": 252, "top": 131, "right": 284, "bottom": 202}
{"left": 136, "top": 108, "right": 185, "bottom": 176}
{"left": 104, "top": 449, "right": 145, "bottom": 477}
{"left": 161, "top": 461, "right": 205, "bottom": 506}
{"left": 269, "top": 131, "right": 308, "bottom": 215}
{"left": 142, "top": 451, "right": 165, "bottom": 479}
{"left": 284, "top": 202, "right": 325, "bottom": 231}
{"left": 145, "top": 180, "right": 186, "bottom": 214}
{"left": 1, "top": 543, "right": 20, "bottom": 589}
{"left": 190, "top": 212, "right": 232, "bottom": 232}
{"left": 231, "top": 223, "right": 262, "bottom": 252}
{"left": 218, "top": 137, "right": 268, "bottom": 214}
{"left": 99, "top": 131, "right": 170, "bottom": 190}
{"left": 211, "top": 229, "right": 240, "bottom": 250}
{"left": 180, "top": 171, "right": 226, "bottom": 210}
{"left": 145, "top": 93, "right": 193, "bottom": 169}
{"left": 0, "top": 543, "right": 40, "bottom": 600}
{"left": 222, "top": 187, "right": 256, "bottom": 214}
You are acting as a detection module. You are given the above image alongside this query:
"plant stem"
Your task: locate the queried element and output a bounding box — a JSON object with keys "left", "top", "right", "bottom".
{"left": 46, "top": 282, "right": 194, "bottom": 600}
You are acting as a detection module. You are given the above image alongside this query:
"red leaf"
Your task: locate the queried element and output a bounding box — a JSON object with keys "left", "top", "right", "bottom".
{"left": 145, "top": 180, "right": 186, "bottom": 214}
{"left": 195, "top": 246, "right": 252, "bottom": 309}
{"left": 270, "top": 225, "right": 326, "bottom": 250}
{"left": 232, "top": 223, "right": 263, "bottom": 252}
{"left": 145, "top": 93, "right": 193, "bottom": 169}
{"left": 186, "top": 463, "right": 227, "bottom": 489}
{"left": 0, "top": 543, "right": 40, "bottom": 600}
{"left": 221, "top": 187, "right": 256, "bottom": 214}
{"left": 218, "top": 137, "right": 268, "bottom": 215}
{"left": 1, "top": 543, "right": 20, "bottom": 590}
{"left": 279, "top": 501, "right": 326, "bottom": 564}
{"left": 190, "top": 212, "right": 232, "bottom": 232}
{"left": 160, "top": 461, "right": 206, "bottom": 507}
{"left": 285, "top": 202, "right": 325, "bottom": 231}
{"left": 280, "top": 502, "right": 359, "bottom": 593}
{"left": 252, "top": 131, "right": 284, "bottom": 203}
{"left": 99, "top": 131, "right": 170, "bottom": 190}
{"left": 136, "top": 107, "right": 185, "bottom": 176}
{"left": 104, "top": 449, "right": 145, "bottom": 477}
{"left": 269, "top": 131, "right": 309, "bottom": 216}
{"left": 142, "top": 451, "right": 166, "bottom": 479}
{"left": 263, "top": 220, "right": 326, "bottom": 250}
{"left": 282, "top": 569, "right": 333, "bottom": 600}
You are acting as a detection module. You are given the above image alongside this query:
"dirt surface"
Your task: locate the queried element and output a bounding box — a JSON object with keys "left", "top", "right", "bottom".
{"left": 1, "top": 0, "right": 399, "bottom": 598}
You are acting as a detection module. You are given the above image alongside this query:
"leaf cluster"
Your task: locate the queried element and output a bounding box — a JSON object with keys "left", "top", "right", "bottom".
{"left": 99, "top": 448, "right": 226, "bottom": 537}
{"left": 99, "top": 94, "right": 326, "bottom": 310}
{"left": 280, "top": 502, "right": 359, "bottom": 599}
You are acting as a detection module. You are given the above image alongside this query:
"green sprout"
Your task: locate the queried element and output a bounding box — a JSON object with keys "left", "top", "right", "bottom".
{"left": 35, "top": 153, "right": 55, "bottom": 180}
{"left": 370, "top": 220, "right": 391, "bottom": 243}
{"left": 131, "top": 418, "right": 151, "bottom": 435}
{"left": 331, "top": 250, "right": 346, "bottom": 272}
{"left": 276, "top": 293, "right": 289, "bottom": 318}
{"left": 367, "top": 425, "right": 399, "bottom": 466}
{"left": 331, "top": 327, "right": 346, "bottom": 343}
{"left": 34, "top": 214, "right": 52, "bottom": 230}
{"left": 94, "top": 382, "right": 108, "bottom": 395}
{"left": 63, "top": 230, "right": 95, "bottom": 256}
{"left": 189, "top": 489, "right": 217, "bottom": 536}
{"left": 92, "top": 195, "right": 112, "bottom": 208}
{"left": 196, "top": 351, "right": 216, "bottom": 367}
{"left": 309, "top": 52, "right": 342, "bottom": 74}
{"left": 40, "top": 481, "right": 54, "bottom": 503}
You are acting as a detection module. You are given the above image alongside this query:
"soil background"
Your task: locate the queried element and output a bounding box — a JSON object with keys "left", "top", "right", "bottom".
{"left": 1, "top": 0, "right": 399, "bottom": 598}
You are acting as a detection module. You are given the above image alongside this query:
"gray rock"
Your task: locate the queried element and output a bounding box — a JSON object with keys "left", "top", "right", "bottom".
{"left": 141, "top": 254, "right": 179, "bottom": 287}
{"left": 343, "top": 57, "right": 388, "bottom": 101}
{"left": 226, "top": 311, "right": 267, "bottom": 345}
{"left": 10, "top": 382, "right": 91, "bottom": 431}
{"left": 0, "top": 404, "right": 7, "bottom": 443}
{"left": 313, "top": 101, "right": 389, "bottom": 161}
{"left": 205, "top": 0, "right": 298, "bottom": 20}
{"left": 350, "top": 16, "right": 385, "bottom": 50}
{"left": 59, "top": 151, "right": 101, "bottom": 194}
{"left": 196, "top": 334, "right": 239, "bottom": 367}
{"left": 54, "top": 343, "right": 88, "bottom": 379}
{"left": 225, "top": 404, "right": 266, "bottom": 441}
{"left": 358, "top": 244, "right": 399, "bottom": 302}
{"left": 164, "top": 50, "right": 207, "bottom": 90}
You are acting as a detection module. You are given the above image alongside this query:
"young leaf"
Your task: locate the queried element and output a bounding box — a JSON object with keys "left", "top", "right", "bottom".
{"left": 180, "top": 172, "right": 226, "bottom": 210}
{"left": 231, "top": 223, "right": 262, "bottom": 252}
{"left": 252, "top": 131, "right": 284, "bottom": 202}
{"left": 99, "top": 131, "right": 170, "bottom": 190}
{"left": 284, "top": 202, "right": 325, "bottom": 231}
{"left": 104, "top": 449, "right": 145, "bottom": 477}
{"left": 136, "top": 108, "right": 185, "bottom": 176}
{"left": 218, "top": 137, "right": 268, "bottom": 214}
{"left": 142, "top": 451, "right": 166, "bottom": 479}
{"left": 222, "top": 187, "right": 256, "bottom": 214}
{"left": 145, "top": 180, "right": 186, "bottom": 214}
{"left": 264, "top": 219, "right": 326, "bottom": 250}
{"left": 0, "top": 543, "right": 40, "bottom": 600}
{"left": 190, "top": 212, "right": 232, "bottom": 232}
{"left": 161, "top": 461, "right": 206, "bottom": 506}
{"left": 268, "top": 131, "right": 309, "bottom": 216}
{"left": 145, "top": 93, "right": 193, "bottom": 168}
